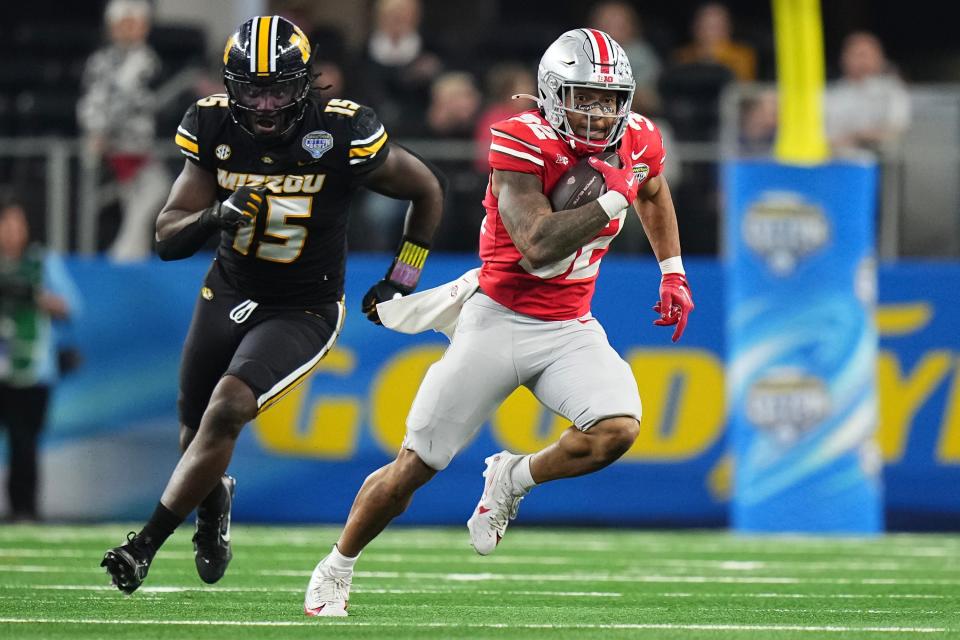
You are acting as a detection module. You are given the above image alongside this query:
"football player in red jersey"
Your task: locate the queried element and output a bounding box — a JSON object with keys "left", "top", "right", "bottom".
{"left": 303, "top": 29, "right": 693, "bottom": 616}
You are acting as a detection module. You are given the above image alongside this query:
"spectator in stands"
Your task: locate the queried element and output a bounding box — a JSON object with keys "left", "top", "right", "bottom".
{"left": 424, "top": 72, "right": 482, "bottom": 140}
{"left": 588, "top": 1, "right": 662, "bottom": 113}
{"left": 673, "top": 3, "right": 756, "bottom": 82}
{"left": 77, "top": 0, "right": 169, "bottom": 262}
{"left": 740, "top": 89, "right": 778, "bottom": 156}
{"left": 361, "top": 0, "right": 443, "bottom": 137}
{"left": 825, "top": 31, "right": 911, "bottom": 155}
{"left": 473, "top": 63, "right": 536, "bottom": 172}
{"left": 0, "top": 199, "right": 81, "bottom": 522}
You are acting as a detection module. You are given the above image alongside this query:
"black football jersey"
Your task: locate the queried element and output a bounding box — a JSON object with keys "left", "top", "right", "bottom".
{"left": 174, "top": 94, "right": 389, "bottom": 306}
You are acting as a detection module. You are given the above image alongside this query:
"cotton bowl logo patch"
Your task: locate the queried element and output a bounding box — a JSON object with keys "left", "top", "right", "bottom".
{"left": 215, "top": 144, "right": 231, "bottom": 160}
{"left": 746, "top": 368, "right": 831, "bottom": 445}
{"left": 743, "top": 191, "right": 830, "bottom": 275}
{"left": 632, "top": 163, "right": 649, "bottom": 182}
{"left": 302, "top": 130, "right": 334, "bottom": 159}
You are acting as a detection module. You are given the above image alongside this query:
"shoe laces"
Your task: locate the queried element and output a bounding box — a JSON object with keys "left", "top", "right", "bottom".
{"left": 488, "top": 487, "right": 525, "bottom": 533}
{"left": 310, "top": 564, "right": 351, "bottom": 602}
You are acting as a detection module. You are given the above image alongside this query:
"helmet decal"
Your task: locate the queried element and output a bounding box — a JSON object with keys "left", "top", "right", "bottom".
{"left": 222, "top": 15, "right": 313, "bottom": 140}
{"left": 536, "top": 29, "right": 636, "bottom": 151}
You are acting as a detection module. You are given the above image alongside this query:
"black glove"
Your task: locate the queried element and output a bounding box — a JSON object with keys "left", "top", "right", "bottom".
{"left": 201, "top": 186, "right": 266, "bottom": 230}
{"left": 362, "top": 280, "right": 407, "bottom": 325}
{"left": 361, "top": 236, "right": 431, "bottom": 325}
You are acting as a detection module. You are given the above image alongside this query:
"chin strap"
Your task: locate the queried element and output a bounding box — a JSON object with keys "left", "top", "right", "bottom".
{"left": 511, "top": 93, "right": 542, "bottom": 107}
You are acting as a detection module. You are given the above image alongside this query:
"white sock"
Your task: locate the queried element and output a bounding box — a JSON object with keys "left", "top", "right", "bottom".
{"left": 509, "top": 454, "right": 536, "bottom": 493}
{"left": 328, "top": 544, "right": 359, "bottom": 572}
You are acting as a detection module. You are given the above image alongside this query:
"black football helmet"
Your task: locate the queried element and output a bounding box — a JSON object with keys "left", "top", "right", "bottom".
{"left": 223, "top": 16, "right": 313, "bottom": 140}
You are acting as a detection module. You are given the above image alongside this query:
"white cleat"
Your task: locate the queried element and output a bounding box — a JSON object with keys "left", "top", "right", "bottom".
{"left": 304, "top": 555, "right": 351, "bottom": 617}
{"left": 467, "top": 450, "right": 528, "bottom": 555}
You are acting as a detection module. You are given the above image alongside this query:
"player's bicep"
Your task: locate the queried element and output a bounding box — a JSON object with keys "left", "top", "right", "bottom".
{"left": 493, "top": 169, "right": 551, "bottom": 248}
{"left": 360, "top": 144, "right": 442, "bottom": 201}
{"left": 160, "top": 160, "right": 218, "bottom": 220}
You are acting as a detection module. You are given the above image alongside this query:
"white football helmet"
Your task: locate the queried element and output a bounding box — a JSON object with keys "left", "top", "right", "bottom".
{"left": 535, "top": 29, "right": 635, "bottom": 150}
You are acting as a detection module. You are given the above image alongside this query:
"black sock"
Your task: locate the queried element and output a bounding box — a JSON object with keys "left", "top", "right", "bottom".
{"left": 197, "top": 477, "right": 228, "bottom": 520}
{"left": 138, "top": 503, "right": 184, "bottom": 556}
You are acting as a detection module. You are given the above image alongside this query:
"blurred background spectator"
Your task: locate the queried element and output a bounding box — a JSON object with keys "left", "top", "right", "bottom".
{"left": 673, "top": 2, "right": 756, "bottom": 82}
{"left": 361, "top": 0, "right": 444, "bottom": 137}
{"left": 825, "top": 31, "right": 911, "bottom": 156}
{"left": 0, "top": 199, "right": 81, "bottom": 522}
{"left": 588, "top": 1, "right": 663, "bottom": 115}
{"left": 423, "top": 72, "right": 482, "bottom": 140}
{"left": 76, "top": 0, "right": 170, "bottom": 262}
{"left": 472, "top": 63, "right": 537, "bottom": 173}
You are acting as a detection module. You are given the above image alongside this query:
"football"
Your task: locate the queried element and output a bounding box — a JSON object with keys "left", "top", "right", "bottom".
{"left": 547, "top": 151, "right": 622, "bottom": 212}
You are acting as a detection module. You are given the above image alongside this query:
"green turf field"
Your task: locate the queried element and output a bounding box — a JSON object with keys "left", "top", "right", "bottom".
{"left": 0, "top": 524, "right": 957, "bottom": 639}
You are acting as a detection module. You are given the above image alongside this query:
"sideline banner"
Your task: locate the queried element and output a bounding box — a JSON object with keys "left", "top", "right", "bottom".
{"left": 8, "top": 253, "right": 960, "bottom": 528}
{"left": 725, "top": 159, "right": 883, "bottom": 533}
{"left": 29, "top": 255, "right": 728, "bottom": 525}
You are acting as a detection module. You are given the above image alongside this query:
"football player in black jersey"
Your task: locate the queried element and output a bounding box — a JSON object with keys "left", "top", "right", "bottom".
{"left": 101, "top": 15, "right": 445, "bottom": 594}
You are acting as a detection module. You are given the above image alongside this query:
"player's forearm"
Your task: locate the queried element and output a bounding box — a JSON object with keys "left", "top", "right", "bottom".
{"left": 524, "top": 200, "right": 610, "bottom": 267}
{"left": 400, "top": 189, "right": 444, "bottom": 246}
{"left": 155, "top": 208, "right": 217, "bottom": 261}
{"left": 636, "top": 187, "right": 681, "bottom": 261}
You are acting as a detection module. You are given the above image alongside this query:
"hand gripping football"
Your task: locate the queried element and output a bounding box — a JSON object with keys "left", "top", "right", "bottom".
{"left": 547, "top": 151, "right": 621, "bottom": 212}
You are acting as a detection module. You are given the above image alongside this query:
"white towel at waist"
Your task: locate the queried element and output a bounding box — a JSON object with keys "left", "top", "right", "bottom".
{"left": 376, "top": 267, "right": 481, "bottom": 339}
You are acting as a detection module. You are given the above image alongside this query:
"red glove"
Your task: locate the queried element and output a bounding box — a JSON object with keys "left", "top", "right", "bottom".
{"left": 653, "top": 273, "right": 694, "bottom": 342}
{"left": 587, "top": 154, "right": 640, "bottom": 204}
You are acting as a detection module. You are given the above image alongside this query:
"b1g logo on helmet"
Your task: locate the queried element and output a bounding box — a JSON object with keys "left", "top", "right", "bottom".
{"left": 302, "top": 130, "right": 334, "bottom": 159}
{"left": 743, "top": 191, "right": 830, "bottom": 276}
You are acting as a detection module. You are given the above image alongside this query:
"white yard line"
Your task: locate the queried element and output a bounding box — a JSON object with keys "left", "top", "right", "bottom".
{"left": 260, "top": 569, "right": 960, "bottom": 586}
{"left": 0, "top": 618, "right": 948, "bottom": 633}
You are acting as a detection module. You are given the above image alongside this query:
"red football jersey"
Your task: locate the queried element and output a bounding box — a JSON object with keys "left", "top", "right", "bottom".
{"left": 478, "top": 109, "right": 666, "bottom": 320}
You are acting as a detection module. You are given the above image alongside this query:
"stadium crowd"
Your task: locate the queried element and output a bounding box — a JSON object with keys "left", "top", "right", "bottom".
{"left": 0, "top": 0, "right": 932, "bottom": 257}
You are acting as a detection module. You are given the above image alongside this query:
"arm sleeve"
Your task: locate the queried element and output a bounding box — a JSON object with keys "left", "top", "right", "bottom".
{"left": 629, "top": 113, "right": 667, "bottom": 183}
{"left": 346, "top": 104, "right": 390, "bottom": 179}
{"left": 488, "top": 119, "right": 546, "bottom": 180}
{"left": 174, "top": 103, "right": 212, "bottom": 170}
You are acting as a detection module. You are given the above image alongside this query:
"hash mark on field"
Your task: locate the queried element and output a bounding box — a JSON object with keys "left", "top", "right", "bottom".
{"left": 0, "top": 618, "right": 948, "bottom": 633}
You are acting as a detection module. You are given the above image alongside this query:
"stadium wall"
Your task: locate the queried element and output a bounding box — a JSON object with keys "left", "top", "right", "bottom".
{"left": 9, "top": 255, "right": 959, "bottom": 530}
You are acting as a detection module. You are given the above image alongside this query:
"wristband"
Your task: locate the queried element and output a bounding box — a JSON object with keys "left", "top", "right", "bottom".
{"left": 658, "top": 256, "right": 685, "bottom": 275}
{"left": 596, "top": 190, "right": 629, "bottom": 220}
{"left": 386, "top": 236, "right": 430, "bottom": 291}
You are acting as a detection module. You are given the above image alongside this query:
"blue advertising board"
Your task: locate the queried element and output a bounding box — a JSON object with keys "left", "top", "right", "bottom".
{"left": 725, "top": 159, "right": 882, "bottom": 533}
{"left": 7, "top": 253, "right": 959, "bottom": 530}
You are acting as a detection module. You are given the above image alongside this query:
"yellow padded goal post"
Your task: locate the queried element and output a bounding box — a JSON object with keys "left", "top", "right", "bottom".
{"left": 772, "top": 0, "right": 830, "bottom": 164}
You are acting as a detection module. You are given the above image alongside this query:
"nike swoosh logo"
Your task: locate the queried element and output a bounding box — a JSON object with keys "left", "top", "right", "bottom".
{"left": 478, "top": 506, "right": 491, "bottom": 514}
{"left": 631, "top": 150, "right": 644, "bottom": 160}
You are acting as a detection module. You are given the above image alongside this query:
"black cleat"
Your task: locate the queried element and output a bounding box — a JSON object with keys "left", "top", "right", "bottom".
{"left": 193, "top": 474, "right": 236, "bottom": 584}
{"left": 101, "top": 532, "right": 152, "bottom": 594}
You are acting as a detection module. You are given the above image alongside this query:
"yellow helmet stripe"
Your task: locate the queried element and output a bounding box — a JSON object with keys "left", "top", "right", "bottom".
{"left": 257, "top": 16, "right": 272, "bottom": 74}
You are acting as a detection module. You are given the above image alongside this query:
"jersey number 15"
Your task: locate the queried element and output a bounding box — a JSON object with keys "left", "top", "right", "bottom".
{"left": 232, "top": 195, "right": 311, "bottom": 263}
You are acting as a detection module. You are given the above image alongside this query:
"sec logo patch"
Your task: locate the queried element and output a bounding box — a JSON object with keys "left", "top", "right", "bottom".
{"left": 215, "top": 144, "right": 232, "bottom": 161}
